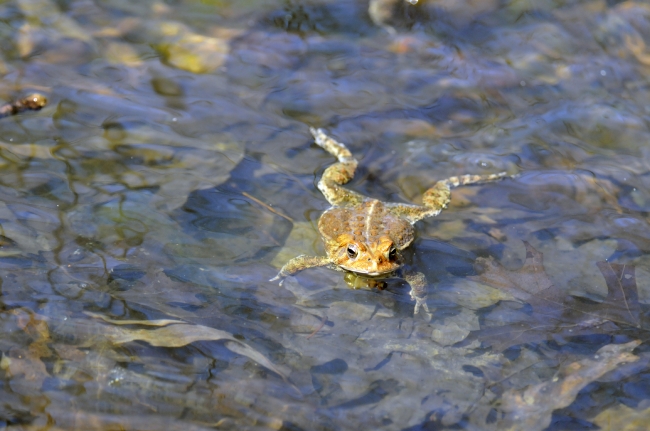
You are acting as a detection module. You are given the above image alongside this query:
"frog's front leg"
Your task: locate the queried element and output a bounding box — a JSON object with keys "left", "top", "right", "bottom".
{"left": 391, "top": 172, "right": 509, "bottom": 224}
{"left": 403, "top": 269, "right": 432, "bottom": 318}
{"left": 270, "top": 255, "right": 333, "bottom": 285}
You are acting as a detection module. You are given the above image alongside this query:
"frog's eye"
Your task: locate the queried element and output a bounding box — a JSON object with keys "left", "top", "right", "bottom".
{"left": 388, "top": 246, "right": 397, "bottom": 261}
{"left": 347, "top": 244, "right": 358, "bottom": 259}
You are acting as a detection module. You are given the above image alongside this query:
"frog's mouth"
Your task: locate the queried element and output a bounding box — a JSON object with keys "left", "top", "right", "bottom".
{"left": 346, "top": 269, "right": 394, "bottom": 278}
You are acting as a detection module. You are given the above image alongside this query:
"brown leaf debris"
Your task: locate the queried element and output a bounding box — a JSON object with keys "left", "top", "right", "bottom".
{"left": 469, "top": 241, "right": 643, "bottom": 350}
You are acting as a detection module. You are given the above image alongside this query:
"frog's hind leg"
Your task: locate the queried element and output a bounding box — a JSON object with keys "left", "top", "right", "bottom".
{"left": 311, "top": 127, "right": 365, "bottom": 207}
{"left": 394, "top": 172, "right": 509, "bottom": 224}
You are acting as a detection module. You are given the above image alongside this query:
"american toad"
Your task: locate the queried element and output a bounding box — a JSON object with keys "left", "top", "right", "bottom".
{"left": 271, "top": 128, "right": 509, "bottom": 315}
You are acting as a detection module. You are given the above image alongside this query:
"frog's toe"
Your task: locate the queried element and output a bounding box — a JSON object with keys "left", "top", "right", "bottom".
{"left": 412, "top": 295, "right": 430, "bottom": 317}
{"left": 269, "top": 273, "right": 285, "bottom": 285}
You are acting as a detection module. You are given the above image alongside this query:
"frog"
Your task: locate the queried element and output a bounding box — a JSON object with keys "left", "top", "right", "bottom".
{"left": 271, "top": 127, "right": 509, "bottom": 316}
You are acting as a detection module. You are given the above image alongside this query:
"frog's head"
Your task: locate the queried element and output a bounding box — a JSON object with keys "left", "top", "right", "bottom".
{"left": 329, "top": 233, "right": 401, "bottom": 276}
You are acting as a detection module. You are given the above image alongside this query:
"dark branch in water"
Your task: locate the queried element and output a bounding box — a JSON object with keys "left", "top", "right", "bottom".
{"left": 0, "top": 93, "right": 48, "bottom": 119}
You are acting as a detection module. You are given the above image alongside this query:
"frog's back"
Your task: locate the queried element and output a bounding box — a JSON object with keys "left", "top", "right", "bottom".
{"left": 318, "top": 199, "right": 414, "bottom": 250}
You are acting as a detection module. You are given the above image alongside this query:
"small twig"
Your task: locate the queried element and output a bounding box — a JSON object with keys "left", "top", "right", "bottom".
{"left": 268, "top": 163, "right": 314, "bottom": 196}
{"left": 0, "top": 93, "right": 48, "bottom": 119}
{"left": 307, "top": 315, "right": 327, "bottom": 339}
{"left": 242, "top": 191, "right": 294, "bottom": 223}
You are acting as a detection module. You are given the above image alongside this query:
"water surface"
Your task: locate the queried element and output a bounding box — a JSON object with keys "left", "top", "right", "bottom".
{"left": 1, "top": 0, "right": 650, "bottom": 430}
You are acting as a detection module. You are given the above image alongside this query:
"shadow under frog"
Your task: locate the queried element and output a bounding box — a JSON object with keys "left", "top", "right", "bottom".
{"left": 272, "top": 128, "right": 510, "bottom": 317}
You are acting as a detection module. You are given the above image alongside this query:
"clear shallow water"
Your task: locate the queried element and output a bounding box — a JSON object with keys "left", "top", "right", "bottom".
{"left": 2, "top": 0, "right": 650, "bottom": 429}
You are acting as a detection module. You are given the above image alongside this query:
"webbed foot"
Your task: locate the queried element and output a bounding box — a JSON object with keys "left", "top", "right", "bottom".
{"left": 269, "top": 273, "right": 286, "bottom": 286}
{"left": 412, "top": 293, "right": 432, "bottom": 319}
{"left": 404, "top": 269, "right": 432, "bottom": 319}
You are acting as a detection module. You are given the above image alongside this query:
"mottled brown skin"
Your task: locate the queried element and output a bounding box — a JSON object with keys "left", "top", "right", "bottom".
{"left": 271, "top": 128, "right": 509, "bottom": 315}
{"left": 319, "top": 204, "right": 411, "bottom": 275}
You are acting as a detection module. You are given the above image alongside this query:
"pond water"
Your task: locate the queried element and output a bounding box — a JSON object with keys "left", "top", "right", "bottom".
{"left": 2, "top": 0, "right": 650, "bottom": 429}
